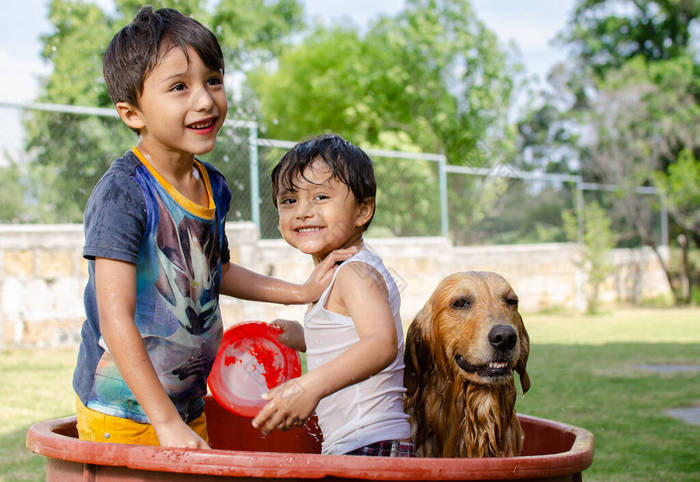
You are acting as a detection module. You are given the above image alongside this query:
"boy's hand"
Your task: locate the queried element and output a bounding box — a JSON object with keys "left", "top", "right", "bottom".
{"left": 251, "top": 376, "right": 320, "bottom": 435}
{"left": 271, "top": 319, "right": 306, "bottom": 352}
{"left": 300, "top": 247, "right": 359, "bottom": 302}
{"left": 154, "top": 419, "right": 211, "bottom": 449}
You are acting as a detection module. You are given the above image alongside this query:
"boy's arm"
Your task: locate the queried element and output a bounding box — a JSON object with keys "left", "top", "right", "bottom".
{"left": 95, "top": 257, "right": 209, "bottom": 449}
{"left": 218, "top": 247, "right": 358, "bottom": 304}
{"left": 252, "top": 263, "right": 397, "bottom": 434}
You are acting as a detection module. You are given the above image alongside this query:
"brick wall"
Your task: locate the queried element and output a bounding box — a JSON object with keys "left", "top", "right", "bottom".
{"left": 0, "top": 224, "right": 671, "bottom": 348}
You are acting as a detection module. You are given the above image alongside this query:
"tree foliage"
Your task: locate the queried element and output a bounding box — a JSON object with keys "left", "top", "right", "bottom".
{"left": 563, "top": 201, "right": 617, "bottom": 313}
{"left": 522, "top": 0, "right": 700, "bottom": 304}
{"left": 248, "top": 0, "right": 519, "bottom": 165}
{"left": 561, "top": 0, "right": 700, "bottom": 80}
{"left": 247, "top": 0, "right": 520, "bottom": 238}
{"left": 0, "top": 161, "right": 28, "bottom": 223}
{"left": 654, "top": 149, "right": 700, "bottom": 238}
{"left": 22, "top": 0, "right": 304, "bottom": 223}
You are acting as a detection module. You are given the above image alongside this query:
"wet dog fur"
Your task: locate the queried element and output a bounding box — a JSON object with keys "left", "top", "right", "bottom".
{"left": 404, "top": 271, "right": 530, "bottom": 458}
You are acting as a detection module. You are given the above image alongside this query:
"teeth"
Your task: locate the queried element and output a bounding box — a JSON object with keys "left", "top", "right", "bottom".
{"left": 297, "top": 227, "right": 321, "bottom": 232}
{"left": 190, "top": 119, "right": 213, "bottom": 129}
{"left": 488, "top": 361, "right": 508, "bottom": 369}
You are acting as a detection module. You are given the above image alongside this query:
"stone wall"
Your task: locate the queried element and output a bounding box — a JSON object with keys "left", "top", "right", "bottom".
{"left": 0, "top": 223, "right": 671, "bottom": 348}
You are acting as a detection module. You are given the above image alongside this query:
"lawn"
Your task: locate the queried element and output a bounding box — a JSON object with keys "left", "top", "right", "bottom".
{"left": 519, "top": 307, "right": 700, "bottom": 481}
{"left": 1, "top": 307, "right": 698, "bottom": 481}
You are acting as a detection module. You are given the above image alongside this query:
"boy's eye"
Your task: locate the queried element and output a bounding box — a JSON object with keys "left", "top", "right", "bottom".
{"left": 279, "top": 198, "right": 296, "bottom": 205}
{"left": 171, "top": 83, "right": 186, "bottom": 92}
{"left": 207, "top": 77, "right": 223, "bottom": 86}
{"left": 314, "top": 194, "right": 329, "bottom": 201}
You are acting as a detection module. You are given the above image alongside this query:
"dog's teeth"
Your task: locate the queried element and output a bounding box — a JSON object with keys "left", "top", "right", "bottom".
{"left": 489, "top": 361, "right": 508, "bottom": 369}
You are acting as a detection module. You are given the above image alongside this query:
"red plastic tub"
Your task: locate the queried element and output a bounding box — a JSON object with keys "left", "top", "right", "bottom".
{"left": 26, "top": 395, "right": 593, "bottom": 481}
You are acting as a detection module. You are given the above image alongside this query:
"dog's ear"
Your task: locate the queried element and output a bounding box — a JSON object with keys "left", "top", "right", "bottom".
{"left": 404, "top": 306, "right": 433, "bottom": 397}
{"left": 515, "top": 314, "right": 530, "bottom": 394}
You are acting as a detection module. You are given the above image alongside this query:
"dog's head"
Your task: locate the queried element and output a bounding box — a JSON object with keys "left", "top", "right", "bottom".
{"left": 405, "top": 271, "right": 530, "bottom": 395}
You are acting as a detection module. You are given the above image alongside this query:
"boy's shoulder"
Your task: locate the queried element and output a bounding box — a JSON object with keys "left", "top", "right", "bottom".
{"left": 98, "top": 150, "right": 143, "bottom": 183}
{"left": 87, "top": 150, "right": 145, "bottom": 211}
{"left": 336, "top": 247, "right": 392, "bottom": 296}
{"left": 343, "top": 247, "right": 385, "bottom": 270}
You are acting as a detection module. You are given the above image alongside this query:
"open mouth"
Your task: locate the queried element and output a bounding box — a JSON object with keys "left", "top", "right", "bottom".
{"left": 295, "top": 226, "right": 324, "bottom": 233}
{"left": 187, "top": 117, "right": 217, "bottom": 132}
{"left": 455, "top": 354, "right": 511, "bottom": 377}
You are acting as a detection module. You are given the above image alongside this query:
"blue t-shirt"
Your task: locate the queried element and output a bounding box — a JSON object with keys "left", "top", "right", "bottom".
{"left": 73, "top": 147, "right": 231, "bottom": 424}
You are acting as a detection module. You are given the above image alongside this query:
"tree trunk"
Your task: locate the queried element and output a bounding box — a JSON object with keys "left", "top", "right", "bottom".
{"left": 633, "top": 217, "right": 681, "bottom": 305}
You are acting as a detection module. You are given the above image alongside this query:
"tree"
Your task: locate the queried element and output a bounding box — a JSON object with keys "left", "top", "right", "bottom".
{"left": 211, "top": 0, "right": 304, "bottom": 73}
{"left": 0, "top": 160, "right": 28, "bottom": 223}
{"left": 563, "top": 201, "right": 617, "bottom": 313}
{"left": 247, "top": 0, "right": 520, "bottom": 239}
{"left": 250, "top": 0, "right": 518, "bottom": 164}
{"left": 654, "top": 149, "right": 700, "bottom": 240}
{"left": 653, "top": 148, "right": 700, "bottom": 302}
{"left": 517, "top": 0, "right": 700, "bottom": 304}
{"left": 561, "top": 0, "right": 700, "bottom": 80}
{"left": 23, "top": 0, "right": 304, "bottom": 223}
{"left": 579, "top": 56, "right": 700, "bottom": 303}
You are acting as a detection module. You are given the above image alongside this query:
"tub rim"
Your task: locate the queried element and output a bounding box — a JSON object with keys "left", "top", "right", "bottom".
{"left": 26, "top": 413, "right": 593, "bottom": 480}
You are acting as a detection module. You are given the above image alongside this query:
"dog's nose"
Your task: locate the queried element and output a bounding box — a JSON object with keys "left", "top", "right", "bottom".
{"left": 489, "top": 325, "right": 517, "bottom": 351}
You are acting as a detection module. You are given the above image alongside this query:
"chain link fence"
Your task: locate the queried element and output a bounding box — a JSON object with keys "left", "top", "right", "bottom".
{"left": 0, "top": 101, "right": 667, "bottom": 247}
{"left": 446, "top": 173, "right": 577, "bottom": 245}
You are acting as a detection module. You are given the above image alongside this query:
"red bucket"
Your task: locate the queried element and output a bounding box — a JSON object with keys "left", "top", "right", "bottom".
{"left": 208, "top": 321, "right": 301, "bottom": 417}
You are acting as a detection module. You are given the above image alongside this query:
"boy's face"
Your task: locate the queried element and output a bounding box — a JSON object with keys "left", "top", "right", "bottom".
{"left": 276, "top": 159, "right": 373, "bottom": 263}
{"left": 117, "top": 44, "right": 227, "bottom": 163}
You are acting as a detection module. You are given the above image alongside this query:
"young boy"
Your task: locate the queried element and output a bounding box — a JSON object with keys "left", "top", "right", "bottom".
{"left": 73, "top": 7, "right": 354, "bottom": 449}
{"left": 252, "top": 135, "right": 414, "bottom": 456}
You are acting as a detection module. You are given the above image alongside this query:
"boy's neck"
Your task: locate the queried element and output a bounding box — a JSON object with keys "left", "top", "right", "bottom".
{"left": 312, "top": 237, "right": 364, "bottom": 266}
{"left": 136, "top": 141, "right": 196, "bottom": 181}
{"left": 135, "top": 143, "right": 208, "bottom": 208}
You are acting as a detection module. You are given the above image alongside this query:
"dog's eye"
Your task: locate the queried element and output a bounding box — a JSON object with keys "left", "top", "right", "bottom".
{"left": 505, "top": 297, "right": 518, "bottom": 306}
{"left": 451, "top": 297, "right": 472, "bottom": 309}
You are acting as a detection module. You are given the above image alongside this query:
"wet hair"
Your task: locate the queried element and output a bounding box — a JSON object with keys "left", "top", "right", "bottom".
{"left": 103, "top": 6, "right": 224, "bottom": 110}
{"left": 271, "top": 134, "right": 377, "bottom": 230}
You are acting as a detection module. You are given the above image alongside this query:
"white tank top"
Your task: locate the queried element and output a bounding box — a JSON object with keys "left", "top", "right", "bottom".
{"left": 304, "top": 247, "right": 410, "bottom": 454}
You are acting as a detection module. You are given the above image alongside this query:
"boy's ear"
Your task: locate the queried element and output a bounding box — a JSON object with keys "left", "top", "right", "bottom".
{"left": 355, "top": 197, "right": 375, "bottom": 227}
{"left": 115, "top": 102, "right": 145, "bottom": 132}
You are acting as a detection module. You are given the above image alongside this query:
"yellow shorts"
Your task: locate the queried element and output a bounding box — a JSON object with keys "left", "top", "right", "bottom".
{"left": 75, "top": 396, "right": 209, "bottom": 446}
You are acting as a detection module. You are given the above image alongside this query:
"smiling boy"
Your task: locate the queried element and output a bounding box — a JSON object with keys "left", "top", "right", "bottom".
{"left": 72, "top": 8, "right": 354, "bottom": 449}
{"left": 252, "top": 135, "right": 414, "bottom": 456}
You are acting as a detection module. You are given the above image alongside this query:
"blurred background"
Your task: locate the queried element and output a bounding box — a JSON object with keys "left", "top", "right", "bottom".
{"left": 0, "top": 0, "right": 698, "bottom": 308}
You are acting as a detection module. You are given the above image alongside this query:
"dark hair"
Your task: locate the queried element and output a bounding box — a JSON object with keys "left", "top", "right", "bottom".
{"left": 103, "top": 6, "right": 224, "bottom": 110}
{"left": 271, "top": 134, "right": 377, "bottom": 230}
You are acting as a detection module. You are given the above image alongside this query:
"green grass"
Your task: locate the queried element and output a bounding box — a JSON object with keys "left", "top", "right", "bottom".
{"left": 2, "top": 307, "right": 699, "bottom": 481}
{"left": 519, "top": 307, "right": 700, "bottom": 481}
{"left": 0, "top": 348, "right": 76, "bottom": 481}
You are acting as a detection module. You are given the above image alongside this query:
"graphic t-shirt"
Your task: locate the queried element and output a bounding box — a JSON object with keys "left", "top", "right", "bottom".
{"left": 73, "top": 147, "right": 231, "bottom": 423}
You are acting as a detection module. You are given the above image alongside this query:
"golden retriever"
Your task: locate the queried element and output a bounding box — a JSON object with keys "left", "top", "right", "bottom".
{"left": 404, "top": 271, "right": 530, "bottom": 458}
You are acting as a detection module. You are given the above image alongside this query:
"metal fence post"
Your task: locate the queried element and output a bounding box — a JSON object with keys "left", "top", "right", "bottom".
{"left": 439, "top": 155, "right": 449, "bottom": 237}
{"left": 660, "top": 193, "right": 669, "bottom": 247}
{"left": 575, "top": 177, "right": 584, "bottom": 245}
{"left": 248, "top": 124, "right": 260, "bottom": 231}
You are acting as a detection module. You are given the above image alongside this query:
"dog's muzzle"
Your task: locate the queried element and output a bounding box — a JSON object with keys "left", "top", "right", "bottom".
{"left": 455, "top": 354, "right": 511, "bottom": 377}
{"left": 454, "top": 325, "right": 518, "bottom": 378}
